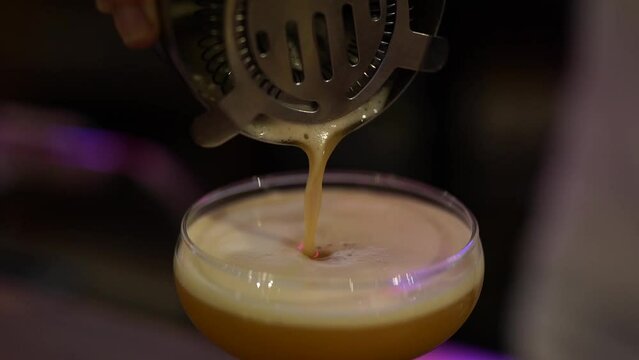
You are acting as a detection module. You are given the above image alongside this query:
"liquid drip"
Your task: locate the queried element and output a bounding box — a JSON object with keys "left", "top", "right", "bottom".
{"left": 300, "top": 133, "right": 340, "bottom": 257}
{"left": 243, "top": 88, "right": 391, "bottom": 257}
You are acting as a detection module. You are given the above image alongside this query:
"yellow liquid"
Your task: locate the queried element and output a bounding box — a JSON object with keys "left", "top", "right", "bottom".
{"left": 242, "top": 88, "right": 391, "bottom": 257}
{"left": 176, "top": 189, "right": 483, "bottom": 360}
{"left": 183, "top": 79, "right": 482, "bottom": 359}
{"left": 300, "top": 135, "right": 339, "bottom": 257}
{"left": 176, "top": 281, "right": 480, "bottom": 360}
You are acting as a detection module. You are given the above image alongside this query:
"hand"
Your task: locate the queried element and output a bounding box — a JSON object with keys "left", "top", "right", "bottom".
{"left": 97, "top": 0, "right": 159, "bottom": 49}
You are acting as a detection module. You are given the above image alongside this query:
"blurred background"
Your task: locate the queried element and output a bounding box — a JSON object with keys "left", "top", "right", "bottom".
{"left": 0, "top": 0, "right": 574, "bottom": 358}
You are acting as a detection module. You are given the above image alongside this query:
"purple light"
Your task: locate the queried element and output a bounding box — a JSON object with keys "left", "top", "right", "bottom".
{"left": 0, "top": 117, "right": 201, "bottom": 214}
{"left": 420, "top": 343, "right": 513, "bottom": 360}
{"left": 49, "top": 126, "right": 126, "bottom": 173}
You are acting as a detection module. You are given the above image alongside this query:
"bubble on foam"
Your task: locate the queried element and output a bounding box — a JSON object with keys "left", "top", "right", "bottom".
{"left": 317, "top": 244, "right": 385, "bottom": 266}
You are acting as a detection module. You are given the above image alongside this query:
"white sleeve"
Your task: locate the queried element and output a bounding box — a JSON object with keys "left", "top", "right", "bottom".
{"left": 508, "top": 0, "right": 639, "bottom": 359}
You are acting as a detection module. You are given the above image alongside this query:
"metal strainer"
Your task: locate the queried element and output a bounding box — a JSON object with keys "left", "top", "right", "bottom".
{"left": 160, "top": 0, "right": 448, "bottom": 146}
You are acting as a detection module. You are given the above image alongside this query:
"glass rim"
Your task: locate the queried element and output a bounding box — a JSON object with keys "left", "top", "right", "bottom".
{"left": 179, "top": 171, "right": 480, "bottom": 285}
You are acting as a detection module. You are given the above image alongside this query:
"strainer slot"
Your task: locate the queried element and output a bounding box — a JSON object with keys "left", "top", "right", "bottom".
{"left": 256, "top": 31, "right": 270, "bottom": 58}
{"left": 285, "top": 21, "right": 305, "bottom": 84}
{"left": 370, "top": 0, "right": 382, "bottom": 21}
{"left": 313, "top": 13, "right": 333, "bottom": 81}
{"left": 342, "top": 4, "right": 360, "bottom": 66}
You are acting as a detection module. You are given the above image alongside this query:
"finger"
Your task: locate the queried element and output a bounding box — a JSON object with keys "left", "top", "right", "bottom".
{"left": 113, "top": 0, "right": 159, "bottom": 49}
{"left": 142, "top": 0, "right": 159, "bottom": 27}
{"left": 96, "top": 0, "right": 114, "bottom": 14}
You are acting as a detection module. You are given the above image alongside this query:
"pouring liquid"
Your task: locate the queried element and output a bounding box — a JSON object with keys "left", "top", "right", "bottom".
{"left": 242, "top": 89, "right": 390, "bottom": 257}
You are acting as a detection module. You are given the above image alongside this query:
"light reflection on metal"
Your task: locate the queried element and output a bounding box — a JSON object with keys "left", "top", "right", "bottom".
{"left": 319, "top": 130, "right": 329, "bottom": 143}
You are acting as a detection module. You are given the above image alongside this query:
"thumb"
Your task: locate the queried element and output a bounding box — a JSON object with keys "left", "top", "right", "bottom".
{"left": 99, "top": 0, "right": 159, "bottom": 49}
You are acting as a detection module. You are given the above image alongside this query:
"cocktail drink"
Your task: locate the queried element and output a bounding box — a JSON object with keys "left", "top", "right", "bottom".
{"left": 174, "top": 172, "right": 484, "bottom": 359}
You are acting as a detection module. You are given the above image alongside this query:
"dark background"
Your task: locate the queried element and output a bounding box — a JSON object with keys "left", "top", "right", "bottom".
{"left": 0, "top": 0, "right": 571, "bottom": 355}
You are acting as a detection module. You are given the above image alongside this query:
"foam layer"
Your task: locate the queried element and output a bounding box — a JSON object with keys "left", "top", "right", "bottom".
{"left": 175, "top": 188, "right": 482, "bottom": 327}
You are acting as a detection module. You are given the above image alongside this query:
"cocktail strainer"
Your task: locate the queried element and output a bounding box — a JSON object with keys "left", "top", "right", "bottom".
{"left": 160, "top": 0, "right": 448, "bottom": 146}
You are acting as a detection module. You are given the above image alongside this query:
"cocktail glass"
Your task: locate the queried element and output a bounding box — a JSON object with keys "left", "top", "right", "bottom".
{"left": 174, "top": 172, "right": 484, "bottom": 359}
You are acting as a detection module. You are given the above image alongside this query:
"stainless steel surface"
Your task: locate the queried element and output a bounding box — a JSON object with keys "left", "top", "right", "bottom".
{"left": 161, "top": 0, "right": 448, "bottom": 147}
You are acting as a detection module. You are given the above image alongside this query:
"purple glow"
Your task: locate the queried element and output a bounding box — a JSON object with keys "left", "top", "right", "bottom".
{"left": 420, "top": 344, "right": 513, "bottom": 360}
{"left": 0, "top": 117, "right": 201, "bottom": 214}
{"left": 49, "top": 126, "right": 127, "bottom": 173}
